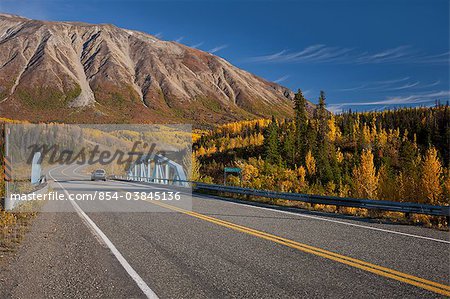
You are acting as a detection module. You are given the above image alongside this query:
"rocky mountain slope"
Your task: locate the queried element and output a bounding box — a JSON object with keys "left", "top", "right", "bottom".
{"left": 0, "top": 14, "right": 313, "bottom": 125}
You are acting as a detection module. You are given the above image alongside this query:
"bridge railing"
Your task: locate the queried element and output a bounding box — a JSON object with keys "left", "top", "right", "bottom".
{"left": 110, "top": 175, "right": 450, "bottom": 220}
{"left": 111, "top": 174, "right": 189, "bottom": 186}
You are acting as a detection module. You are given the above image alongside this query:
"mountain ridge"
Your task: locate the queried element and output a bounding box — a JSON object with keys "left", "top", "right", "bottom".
{"left": 0, "top": 14, "right": 314, "bottom": 125}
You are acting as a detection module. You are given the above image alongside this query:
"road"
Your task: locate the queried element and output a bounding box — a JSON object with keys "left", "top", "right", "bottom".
{"left": 1, "top": 164, "right": 449, "bottom": 298}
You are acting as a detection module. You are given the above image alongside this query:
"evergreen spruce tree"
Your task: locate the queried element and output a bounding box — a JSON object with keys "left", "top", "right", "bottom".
{"left": 282, "top": 122, "right": 296, "bottom": 167}
{"left": 294, "top": 89, "right": 308, "bottom": 164}
{"left": 264, "top": 116, "right": 281, "bottom": 165}
{"left": 316, "top": 90, "right": 328, "bottom": 145}
{"left": 314, "top": 91, "right": 333, "bottom": 184}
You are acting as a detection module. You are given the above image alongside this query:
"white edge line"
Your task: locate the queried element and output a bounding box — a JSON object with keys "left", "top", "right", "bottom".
{"left": 48, "top": 168, "right": 159, "bottom": 299}
{"left": 211, "top": 195, "right": 450, "bottom": 245}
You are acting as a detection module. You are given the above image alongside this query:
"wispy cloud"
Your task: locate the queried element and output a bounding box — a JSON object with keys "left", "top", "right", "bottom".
{"left": 419, "top": 80, "right": 441, "bottom": 89}
{"left": 154, "top": 32, "right": 163, "bottom": 39}
{"left": 354, "top": 46, "right": 412, "bottom": 64}
{"left": 249, "top": 45, "right": 353, "bottom": 63}
{"left": 175, "top": 36, "right": 184, "bottom": 43}
{"left": 373, "top": 77, "right": 412, "bottom": 85}
{"left": 336, "top": 77, "right": 410, "bottom": 92}
{"left": 191, "top": 42, "right": 204, "bottom": 49}
{"left": 209, "top": 44, "right": 228, "bottom": 54}
{"left": 248, "top": 45, "right": 449, "bottom": 65}
{"left": 273, "top": 75, "right": 290, "bottom": 83}
{"left": 389, "top": 81, "right": 420, "bottom": 91}
{"left": 336, "top": 77, "right": 441, "bottom": 93}
{"left": 337, "top": 85, "right": 368, "bottom": 92}
{"left": 379, "top": 91, "right": 450, "bottom": 105}
{"left": 328, "top": 90, "right": 450, "bottom": 113}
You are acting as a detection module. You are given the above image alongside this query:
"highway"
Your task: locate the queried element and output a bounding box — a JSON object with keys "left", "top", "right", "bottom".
{"left": 0, "top": 164, "right": 449, "bottom": 298}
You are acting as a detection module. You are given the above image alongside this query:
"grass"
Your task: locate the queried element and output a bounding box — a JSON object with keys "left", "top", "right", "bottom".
{"left": 197, "top": 96, "right": 223, "bottom": 113}
{"left": 0, "top": 208, "right": 38, "bottom": 258}
{"left": 17, "top": 84, "right": 81, "bottom": 110}
{"left": 0, "top": 192, "right": 45, "bottom": 260}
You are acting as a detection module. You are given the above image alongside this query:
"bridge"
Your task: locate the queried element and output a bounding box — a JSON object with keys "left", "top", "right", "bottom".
{"left": 125, "top": 154, "right": 188, "bottom": 186}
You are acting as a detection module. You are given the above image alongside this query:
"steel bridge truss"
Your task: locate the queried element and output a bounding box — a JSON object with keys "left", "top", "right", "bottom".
{"left": 127, "top": 154, "right": 188, "bottom": 186}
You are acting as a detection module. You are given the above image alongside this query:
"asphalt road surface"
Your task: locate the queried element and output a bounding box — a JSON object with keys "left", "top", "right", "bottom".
{"left": 1, "top": 164, "right": 449, "bottom": 298}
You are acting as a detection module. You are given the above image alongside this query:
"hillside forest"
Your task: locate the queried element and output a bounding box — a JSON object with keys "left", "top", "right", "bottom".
{"left": 194, "top": 90, "right": 450, "bottom": 215}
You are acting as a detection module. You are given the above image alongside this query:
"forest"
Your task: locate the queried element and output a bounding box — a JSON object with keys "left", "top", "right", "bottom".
{"left": 194, "top": 90, "right": 450, "bottom": 212}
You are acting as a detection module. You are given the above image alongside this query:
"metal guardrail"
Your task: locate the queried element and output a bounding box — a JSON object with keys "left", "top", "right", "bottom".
{"left": 195, "top": 183, "right": 450, "bottom": 218}
{"left": 111, "top": 175, "right": 450, "bottom": 219}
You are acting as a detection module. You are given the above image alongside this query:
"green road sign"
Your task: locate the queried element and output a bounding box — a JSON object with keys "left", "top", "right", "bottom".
{"left": 224, "top": 167, "right": 241, "bottom": 173}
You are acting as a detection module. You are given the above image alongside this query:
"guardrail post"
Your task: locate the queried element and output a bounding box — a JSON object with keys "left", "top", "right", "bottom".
{"left": 3, "top": 127, "right": 12, "bottom": 211}
{"left": 404, "top": 212, "right": 410, "bottom": 221}
{"left": 442, "top": 207, "right": 450, "bottom": 228}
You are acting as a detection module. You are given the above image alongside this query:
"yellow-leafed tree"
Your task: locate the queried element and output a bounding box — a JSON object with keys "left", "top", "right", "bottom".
{"left": 295, "top": 166, "right": 308, "bottom": 192}
{"left": 420, "top": 147, "right": 442, "bottom": 204}
{"left": 352, "top": 149, "right": 378, "bottom": 199}
{"left": 190, "top": 153, "right": 201, "bottom": 182}
{"left": 305, "top": 150, "right": 316, "bottom": 176}
{"left": 327, "top": 116, "right": 341, "bottom": 142}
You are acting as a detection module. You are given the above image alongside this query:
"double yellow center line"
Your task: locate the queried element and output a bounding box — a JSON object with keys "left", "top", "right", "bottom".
{"left": 149, "top": 200, "right": 450, "bottom": 296}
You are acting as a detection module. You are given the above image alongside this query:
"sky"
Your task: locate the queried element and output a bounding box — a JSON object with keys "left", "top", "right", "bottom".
{"left": 0, "top": 0, "right": 449, "bottom": 113}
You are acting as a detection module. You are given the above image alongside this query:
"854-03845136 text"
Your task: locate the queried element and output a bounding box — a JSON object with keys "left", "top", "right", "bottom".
{"left": 9, "top": 191, "right": 182, "bottom": 202}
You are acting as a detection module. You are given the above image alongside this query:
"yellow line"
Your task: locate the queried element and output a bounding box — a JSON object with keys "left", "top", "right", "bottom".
{"left": 146, "top": 200, "right": 450, "bottom": 296}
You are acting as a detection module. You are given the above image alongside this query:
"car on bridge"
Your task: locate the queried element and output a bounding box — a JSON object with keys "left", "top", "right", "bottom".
{"left": 91, "top": 169, "right": 107, "bottom": 181}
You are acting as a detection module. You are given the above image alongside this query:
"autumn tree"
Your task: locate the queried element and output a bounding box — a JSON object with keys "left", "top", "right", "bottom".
{"left": 295, "top": 166, "right": 308, "bottom": 192}
{"left": 185, "top": 152, "right": 212, "bottom": 183}
{"left": 420, "top": 147, "right": 443, "bottom": 204}
{"left": 377, "top": 165, "right": 396, "bottom": 200}
{"left": 305, "top": 150, "right": 316, "bottom": 178}
{"left": 196, "top": 146, "right": 207, "bottom": 156}
{"left": 397, "top": 137, "right": 421, "bottom": 201}
{"left": 352, "top": 149, "right": 378, "bottom": 199}
{"left": 327, "top": 115, "right": 341, "bottom": 142}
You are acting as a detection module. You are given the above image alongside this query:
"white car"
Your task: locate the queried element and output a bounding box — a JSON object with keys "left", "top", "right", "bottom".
{"left": 91, "top": 169, "right": 107, "bottom": 181}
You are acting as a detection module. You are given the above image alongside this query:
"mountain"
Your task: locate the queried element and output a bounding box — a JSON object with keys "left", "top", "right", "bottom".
{"left": 0, "top": 14, "right": 313, "bottom": 125}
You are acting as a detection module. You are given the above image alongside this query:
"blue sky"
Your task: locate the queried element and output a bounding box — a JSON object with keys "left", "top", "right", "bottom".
{"left": 1, "top": 0, "right": 449, "bottom": 113}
